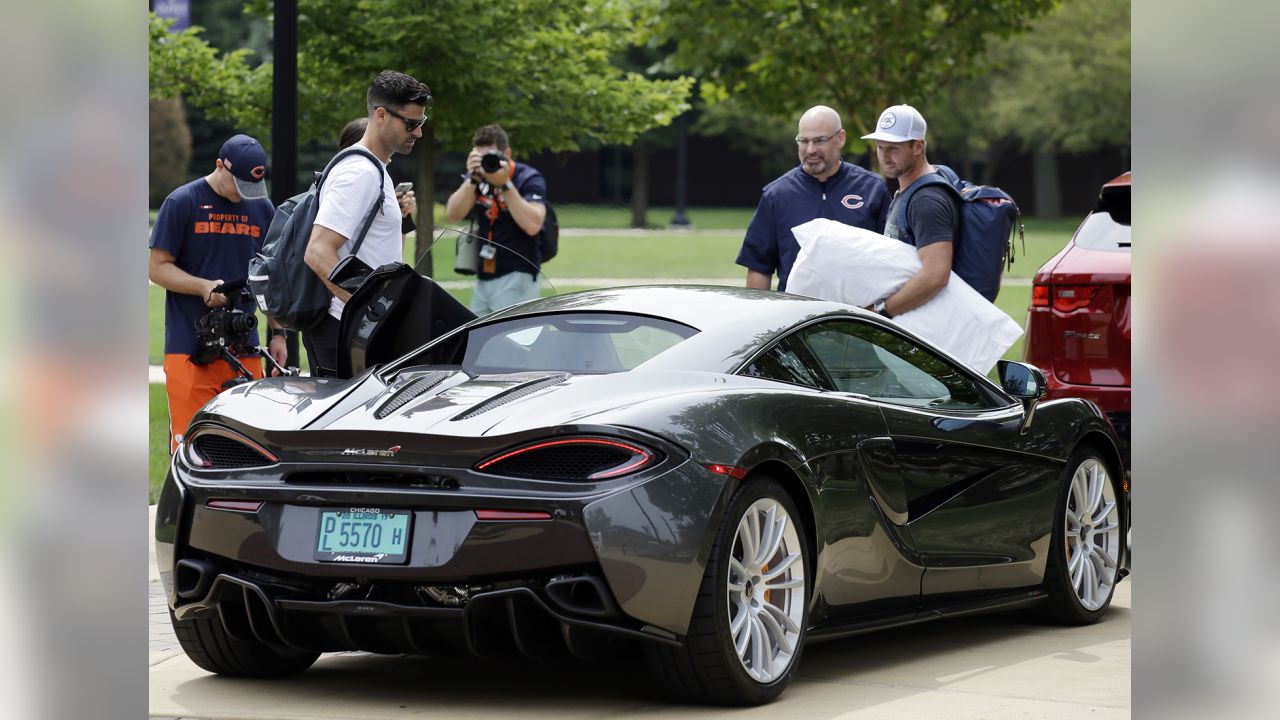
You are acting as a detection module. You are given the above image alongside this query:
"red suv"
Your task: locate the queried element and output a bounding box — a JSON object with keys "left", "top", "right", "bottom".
{"left": 1024, "top": 172, "right": 1131, "bottom": 458}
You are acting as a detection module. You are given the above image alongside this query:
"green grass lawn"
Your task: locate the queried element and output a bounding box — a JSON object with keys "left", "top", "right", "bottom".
{"left": 554, "top": 205, "right": 760, "bottom": 230}
{"left": 148, "top": 210, "right": 1074, "bottom": 502}
{"left": 150, "top": 382, "right": 171, "bottom": 502}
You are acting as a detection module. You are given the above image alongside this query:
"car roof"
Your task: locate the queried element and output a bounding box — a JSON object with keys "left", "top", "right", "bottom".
{"left": 484, "top": 284, "right": 855, "bottom": 332}
{"left": 477, "top": 285, "right": 862, "bottom": 373}
{"left": 1103, "top": 171, "right": 1131, "bottom": 189}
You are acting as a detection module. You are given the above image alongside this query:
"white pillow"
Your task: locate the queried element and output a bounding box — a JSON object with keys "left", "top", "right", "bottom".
{"left": 788, "top": 218, "right": 1022, "bottom": 374}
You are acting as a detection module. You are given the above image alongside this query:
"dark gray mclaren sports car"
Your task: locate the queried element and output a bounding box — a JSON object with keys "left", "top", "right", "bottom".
{"left": 156, "top": 268, "right": 1129, "bottom": 705}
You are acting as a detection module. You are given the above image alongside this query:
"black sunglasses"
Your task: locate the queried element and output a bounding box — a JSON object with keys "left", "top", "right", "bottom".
{"left": 380, "top": 106, "right": 429, "bottom": 132}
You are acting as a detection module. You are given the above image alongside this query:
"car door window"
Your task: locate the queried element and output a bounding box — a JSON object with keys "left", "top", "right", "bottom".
{"left": 743, "top": 337, "right": 830, "bottom": 389}
{"left": 797, "top": 321, "right": 995, "bottom": 410}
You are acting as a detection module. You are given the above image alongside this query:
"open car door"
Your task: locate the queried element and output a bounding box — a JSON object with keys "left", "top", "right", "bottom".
{"left": 335, "top": 262, "right": 476, "bottom": 379}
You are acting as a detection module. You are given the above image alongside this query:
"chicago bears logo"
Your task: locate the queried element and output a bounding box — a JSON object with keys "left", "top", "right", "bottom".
{"left": 841, "top": 194, "right": 864, "bottom": 209}
{"left": 880, "top": 112, "right": 897, "bottom": 129}
{"left": 250, "top": 165, "right": 266, "bottom": 179}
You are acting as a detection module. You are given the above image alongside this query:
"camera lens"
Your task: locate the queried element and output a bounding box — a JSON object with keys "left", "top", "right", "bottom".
{"left": 227, "top": 311, "right": 258, "bottom": 335}
{"left": 480, "top": 151, "right": 503, "bottom": 174}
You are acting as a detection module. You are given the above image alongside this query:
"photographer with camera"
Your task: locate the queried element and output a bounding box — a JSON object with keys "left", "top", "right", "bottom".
{"left": 148, "top": 134, "right": 289, "bottom": 452}
{"left": 445, "top": 124, "right": 548, "bottom": 314}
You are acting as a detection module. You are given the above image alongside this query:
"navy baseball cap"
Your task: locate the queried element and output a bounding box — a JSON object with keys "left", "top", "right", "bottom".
{"left": 219, "top": 134, "right": 269, "bottom": 200}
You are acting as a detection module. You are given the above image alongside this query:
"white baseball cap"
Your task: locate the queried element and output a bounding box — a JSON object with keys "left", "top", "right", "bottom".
{"left": 861, "top": 104, "right": 927, "bottom": 143}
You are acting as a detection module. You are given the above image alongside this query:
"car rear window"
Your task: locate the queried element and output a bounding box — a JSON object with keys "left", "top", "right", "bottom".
{"left": 463, "top": 313, "right": 698, "bottom": 374}
{"left": 1074, "top": 211, "right": 1132, "bottom": 251}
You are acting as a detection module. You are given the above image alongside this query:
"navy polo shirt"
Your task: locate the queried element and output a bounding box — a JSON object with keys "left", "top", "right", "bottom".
{"left": 149, "top": 178, "right": 274, "bottom": 355}
{"left": 470, "top": 163, "right": 547, "bottom": 279}
{"left": 737, "top": 162, "right": 891, "bottom": 291}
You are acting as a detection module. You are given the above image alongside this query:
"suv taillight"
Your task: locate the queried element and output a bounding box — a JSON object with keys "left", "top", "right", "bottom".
{"left": 1051, "top": 285, "right": 1101, "bottom": 312}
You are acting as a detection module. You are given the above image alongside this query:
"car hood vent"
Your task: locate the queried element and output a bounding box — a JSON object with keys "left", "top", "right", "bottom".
{"left": 376, "top": 371, "right": 453, "bottom": 419}
{"left": 451, "top": 373, "right": 569, "bottom": 421}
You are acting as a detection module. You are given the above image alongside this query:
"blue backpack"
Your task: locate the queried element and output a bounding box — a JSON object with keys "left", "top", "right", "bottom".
{"left": 892, "top": 164, "right": 1023, "bottom": 301}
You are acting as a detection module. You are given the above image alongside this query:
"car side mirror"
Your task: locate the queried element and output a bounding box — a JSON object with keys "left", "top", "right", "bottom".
{"left": 997, "top": 360, "right": 1047, "bottom": 432}
{"left": 997, "top": 360, "right": 1046, "bottom": 400}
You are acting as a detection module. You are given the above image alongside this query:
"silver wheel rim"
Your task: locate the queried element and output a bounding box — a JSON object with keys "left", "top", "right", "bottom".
{"left": 727, "top": 497, "right": 805, "bottom": 683}
{"left": 1065, "top": 458, "right": 1121, "bottom": 611}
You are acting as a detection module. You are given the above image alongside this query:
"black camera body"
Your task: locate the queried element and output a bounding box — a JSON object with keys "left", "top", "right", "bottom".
{"left": 480, "top": 151, "right": 504, "bottom": 174}
{"left": 192, "top": 284, "right": 258, "bottom": 365}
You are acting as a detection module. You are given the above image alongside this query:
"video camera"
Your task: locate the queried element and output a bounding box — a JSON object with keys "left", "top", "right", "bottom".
{"left": 193, "top": 281, "right": 258, "bottom": 365}
{"left": 193, "top": 279, "right": 296, "bottom": 387}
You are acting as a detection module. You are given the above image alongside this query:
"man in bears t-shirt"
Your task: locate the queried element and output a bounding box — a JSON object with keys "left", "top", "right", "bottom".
{"left": 148, "top": 134, "right": 286, "bottom": 452}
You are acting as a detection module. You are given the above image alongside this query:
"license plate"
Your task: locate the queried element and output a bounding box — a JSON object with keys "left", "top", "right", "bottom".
{"left": 314, "top": 508, "right": 411, "bottom": 564}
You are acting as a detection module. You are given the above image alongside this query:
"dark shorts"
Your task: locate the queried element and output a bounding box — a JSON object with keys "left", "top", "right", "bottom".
{"left": 303, "top": 313, "right": 341, "bottom": 378}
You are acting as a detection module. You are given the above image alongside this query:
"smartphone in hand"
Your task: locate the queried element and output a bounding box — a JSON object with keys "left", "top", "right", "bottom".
{"left": 395, "top": 181, "right": 413, "bottom": 197}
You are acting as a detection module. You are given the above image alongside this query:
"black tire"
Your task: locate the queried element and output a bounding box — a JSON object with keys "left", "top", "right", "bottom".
{"left": 645, "top": 476, "right": 810, "bottom": 705}
{"left": 1041, "top": 447, "right": 1125, "bottom": 625}
{"left": 171, "top": 609, "right": 319, "bottom": 677}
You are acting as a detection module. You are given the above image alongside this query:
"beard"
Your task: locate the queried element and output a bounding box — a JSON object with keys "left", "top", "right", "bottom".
{"left": 801, "top": 156, "right": 831, "bottom": 176}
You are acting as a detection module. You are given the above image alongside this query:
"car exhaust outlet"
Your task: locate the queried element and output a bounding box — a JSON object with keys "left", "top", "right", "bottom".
{"left": 174, "top": 558, "right": 218, "bottom": 600}
{"left": 545, "top": 576, "right": 620, "bottom": 618}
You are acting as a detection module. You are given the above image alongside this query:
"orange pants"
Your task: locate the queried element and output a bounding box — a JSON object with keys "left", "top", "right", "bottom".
{"left": 163, "top": 354, "right": 265, "bottom": 452}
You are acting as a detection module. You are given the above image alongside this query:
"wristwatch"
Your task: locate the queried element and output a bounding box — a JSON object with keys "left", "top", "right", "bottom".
{"left": 500, "top": 180, "right": 515, "bottom": 193}
{"left": 270, "top": 328, "right": 290, "bottom": 339}
{"left": 872, "top": 299, "right": 891, "bottom": 318}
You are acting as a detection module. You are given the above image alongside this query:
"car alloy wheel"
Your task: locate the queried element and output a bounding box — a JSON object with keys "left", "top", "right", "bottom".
{"left": 1064, "top": 457, "right": 1122, "bottom": 611}
{"left": 644, "top": 476, "right": 809, "bottom": 704}
{"left": 726, "top": 497, "right": 805, "bottom": 683}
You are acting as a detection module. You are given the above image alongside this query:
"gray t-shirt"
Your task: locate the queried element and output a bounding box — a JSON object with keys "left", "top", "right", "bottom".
{"left": 885, "top": 181, "right": 960, "bottom": 248}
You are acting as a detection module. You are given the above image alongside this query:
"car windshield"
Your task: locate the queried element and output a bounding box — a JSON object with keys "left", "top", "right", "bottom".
{"left": 461, "top": 313, "right": 698, "bottom": 375}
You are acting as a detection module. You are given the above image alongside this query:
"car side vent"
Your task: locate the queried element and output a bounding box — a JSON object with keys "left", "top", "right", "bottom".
{"left": 451, "top": 373, "right": 569, "bottom": 421}
{"left": 191, "top": 434, "right": 275, "bottom": 469}
{"left": 376, "top": 371, "right": 452, "bottom": 419}
{"left": 476, "top": 437, "right": 659, "bottom": 480}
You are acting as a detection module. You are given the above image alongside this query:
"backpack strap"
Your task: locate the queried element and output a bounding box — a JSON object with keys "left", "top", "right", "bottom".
{"left": 894, "top": 164, "right": 962, "bottom": 247}
{"left": 318, "top": 146, "right": 388, "bottom": 258}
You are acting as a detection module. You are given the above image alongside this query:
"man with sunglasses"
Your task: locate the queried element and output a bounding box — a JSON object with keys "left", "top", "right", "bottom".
{"left": 737, "top": 105, "right": 890, "bottom": 291}
{"left": 303, "top": 69, "right": 431, "bottom": 377}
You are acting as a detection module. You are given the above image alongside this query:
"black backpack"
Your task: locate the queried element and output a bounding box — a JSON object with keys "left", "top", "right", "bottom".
{"left": 893, "top": 164, "right": 1023, "bottom": 301}
{"left": 248, "top": 148, "right": 385, "bottom": 330}
{"left": 537, "top": 202, "right": 559, "bottom": 263}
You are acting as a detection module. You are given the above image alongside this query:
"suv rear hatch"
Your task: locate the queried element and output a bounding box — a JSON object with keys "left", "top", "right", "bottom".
{"left": 1035, "top": 177, "right": 1131, "bottom": 387}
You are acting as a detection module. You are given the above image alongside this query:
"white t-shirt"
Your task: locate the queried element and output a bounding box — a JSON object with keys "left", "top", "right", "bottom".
{"left": 313, "top": 146, "right": 403, "bottom": 319}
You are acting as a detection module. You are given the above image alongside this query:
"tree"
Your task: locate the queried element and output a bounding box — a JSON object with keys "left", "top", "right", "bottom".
{"left": 986, "top": 0, "right": 1130, "bottom": 154}
{"left": 652, "top": 0, "right": 1055, "bottom": 156}
{"left": 149, "top": 98, "right": 193, "bottom": 207}
{"left": 150, "top": 2, "right": 692, "bottom": 269}
{"left": 928, "top": 0, "right": 1131, "bottom": 215}
{"left": 148, "top": 14, "right": 271, "bottom": 132}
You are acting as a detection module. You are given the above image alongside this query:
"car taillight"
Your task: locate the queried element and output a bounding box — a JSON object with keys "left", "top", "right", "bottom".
{"left": 475, "top": 437, "right": 660, "bottom": 481}
{"left": 1052, "top": 285, "right": 1102, "bottom": 312}
{"left": 1031, "top": 284, "right": 1050, "bottom": 307}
